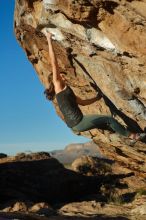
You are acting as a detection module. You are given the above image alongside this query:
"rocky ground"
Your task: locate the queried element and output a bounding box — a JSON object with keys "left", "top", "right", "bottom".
{"left": 0, "top": 152, "right": 145, "bottom": 220}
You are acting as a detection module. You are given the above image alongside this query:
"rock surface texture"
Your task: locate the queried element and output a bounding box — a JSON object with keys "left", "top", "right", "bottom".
{"left": 14, "top": 0, "right": 146, "bottom": 189}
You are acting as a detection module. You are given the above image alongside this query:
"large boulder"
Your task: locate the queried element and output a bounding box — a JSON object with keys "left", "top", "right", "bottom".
{"left": 71, "top": 155, "right": 112, "bottom": 175}
{"left": 0, "top": 152, "right": 100, "bottom": 204}
{"left": 14, "top": 0, "right": 146, "bottom": 189}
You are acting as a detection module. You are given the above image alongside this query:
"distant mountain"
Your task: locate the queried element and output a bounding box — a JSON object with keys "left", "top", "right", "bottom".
{"left": 50, "top": 141, "right": 101, "bottom": 164}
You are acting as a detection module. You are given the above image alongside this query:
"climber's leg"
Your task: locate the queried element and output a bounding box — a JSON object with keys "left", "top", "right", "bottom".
{"left": 102, "top": 116, "right": 130, "bottom": 136}
{"left": 72, "top": 114, "right": 130, "bottom": 137}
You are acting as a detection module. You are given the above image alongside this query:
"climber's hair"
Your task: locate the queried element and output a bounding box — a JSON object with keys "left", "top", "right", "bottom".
{"left": 44, "top": 75, "right": 55, "bottom": 101}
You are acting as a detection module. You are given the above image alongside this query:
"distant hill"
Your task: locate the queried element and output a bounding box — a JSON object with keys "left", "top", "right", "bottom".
{"left": 50, "top": 141, "right": 101, "bottom": 164}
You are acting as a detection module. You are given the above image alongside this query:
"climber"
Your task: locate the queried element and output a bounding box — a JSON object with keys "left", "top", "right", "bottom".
{"left": 44, "top": 31, "right": 146, "bottom": 143}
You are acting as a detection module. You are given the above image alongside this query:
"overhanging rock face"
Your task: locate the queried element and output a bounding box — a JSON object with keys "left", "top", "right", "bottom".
{"left": 14, "top": 0, "right": 146, "bottom": 188}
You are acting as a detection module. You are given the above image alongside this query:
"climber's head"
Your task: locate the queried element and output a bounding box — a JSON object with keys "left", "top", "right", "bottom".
{"left": 44, "top": 81, "right": 55, "bottom": 101}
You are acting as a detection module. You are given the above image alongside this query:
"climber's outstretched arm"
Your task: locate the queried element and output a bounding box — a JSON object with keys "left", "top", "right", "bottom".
{"left": 46, "top": 32, "right": 65, "bottom": 93}
{"left": 76, "top": 92, "right": 102, "bottom": 106}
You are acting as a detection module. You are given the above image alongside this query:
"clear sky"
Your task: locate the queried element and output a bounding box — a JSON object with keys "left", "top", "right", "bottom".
{"left": 0, "top": 0, "right": 89, "bottom": 155}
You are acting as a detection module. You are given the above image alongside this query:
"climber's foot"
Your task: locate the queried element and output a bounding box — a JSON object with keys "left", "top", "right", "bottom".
{"left": 129, "top": 133, "right": 146, "bottom": 144}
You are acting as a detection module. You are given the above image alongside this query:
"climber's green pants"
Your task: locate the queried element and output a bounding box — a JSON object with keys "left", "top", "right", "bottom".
{"left": 72, "top": 115, "right": 130, "bottom": 137}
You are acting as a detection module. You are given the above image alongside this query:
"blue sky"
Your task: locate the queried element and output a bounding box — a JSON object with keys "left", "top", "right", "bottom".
{"left": 0, "top": 0, "right": 89, "bottom": 155}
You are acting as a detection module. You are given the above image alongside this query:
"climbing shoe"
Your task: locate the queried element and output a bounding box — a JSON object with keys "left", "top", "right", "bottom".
{"left": 129, "top": 133, "right": 146, "bottom": 145}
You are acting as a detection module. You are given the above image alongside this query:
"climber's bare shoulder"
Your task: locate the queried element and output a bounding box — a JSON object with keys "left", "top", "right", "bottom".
{"left": 54, "top": 80, "right": 66, "bottom": 94}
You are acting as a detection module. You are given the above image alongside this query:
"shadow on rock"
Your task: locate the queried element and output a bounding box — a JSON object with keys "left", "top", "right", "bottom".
{"left": 0, "top": 154, "right": 102, "bottom": 205}
{"left": 0, "top": 212, "right": 130, "bottom": 220}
